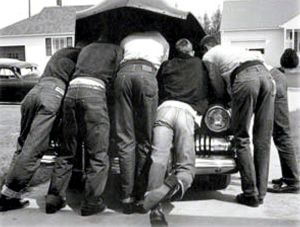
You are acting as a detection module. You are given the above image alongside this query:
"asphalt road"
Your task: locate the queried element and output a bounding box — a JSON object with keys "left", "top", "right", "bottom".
{"left": 0, "top": 89, "right": 300, "bottom": 227}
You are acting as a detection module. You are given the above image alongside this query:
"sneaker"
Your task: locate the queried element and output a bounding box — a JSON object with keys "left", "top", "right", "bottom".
{"left": 167, "top": 180, "right": 184, "bottom": 201}
{"left": 80, "top": 200, "right": 106, "bottom": 216}
{"left": 236, "top": 193, "right": 260, "bottom": 207}
{"left": 143, "top": 175, "right": 180, "bottom": 211}
{"left": 150, "top": 205, "right": 168, "bottom": 227}
{"left": 45, "top": 195, "right": 66, "bottom": 214}
{"left": 0, "top": 195, "right": 29, "bottom": 212}
{"left": 268, "top": 182, "right": 300, "bottom": 194}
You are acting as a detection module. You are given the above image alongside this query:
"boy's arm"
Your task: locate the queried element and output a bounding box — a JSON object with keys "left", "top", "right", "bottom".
{"left": 202, "top": 60, "right": 228, "bottom": 102}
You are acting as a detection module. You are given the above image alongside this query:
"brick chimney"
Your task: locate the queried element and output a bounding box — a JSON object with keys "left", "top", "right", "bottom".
{"left": 57, "top": 0, "right": 62, "bottom": 7}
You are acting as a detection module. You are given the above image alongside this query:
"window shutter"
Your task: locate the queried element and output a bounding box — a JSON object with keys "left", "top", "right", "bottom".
{"left": 45, "top": 38, "right": 52, "bottom": 56}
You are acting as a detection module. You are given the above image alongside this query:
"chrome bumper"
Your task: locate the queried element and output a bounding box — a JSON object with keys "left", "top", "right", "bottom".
{"left": 195, "top": 155, "right": 237, "bottom": 175}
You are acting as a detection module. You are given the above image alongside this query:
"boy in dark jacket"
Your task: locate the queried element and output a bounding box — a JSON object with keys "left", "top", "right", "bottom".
{"left": 46, "top": 39, "right": 123, "bottom": 216}
{"left": 0, "top": 47, "right": 80, "bottom": 212}
{"left": 143, "top": 39, "right": 208, "bottom": 226}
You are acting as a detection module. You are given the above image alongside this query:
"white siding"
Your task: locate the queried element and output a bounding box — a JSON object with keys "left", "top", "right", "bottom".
{"left": 0, "top": 34, "right": 74, "bottom": 72}
{"left": 221, "top": 29, "right": 284, "bottom": 67}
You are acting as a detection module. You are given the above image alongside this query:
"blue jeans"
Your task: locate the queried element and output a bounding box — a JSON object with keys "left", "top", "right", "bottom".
{"left": 114, "top": 61, "right": 158, "bottom": 200}
{"left": 271, "top": 68, "right": 299, "bottom": 186}
{"left": 48, "top": 85, "right": 110, "bottom": 202}
{"left": 147, "top": 105, "right": 195, "bottom": 193}
{"left": 3, "top": 78, "right": 65, "bottom": 196}
{"left": 231, "top": 64, "right": 275, "bottom": 199}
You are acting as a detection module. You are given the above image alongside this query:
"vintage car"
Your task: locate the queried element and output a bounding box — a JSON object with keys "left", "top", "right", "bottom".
{"left": 0, "top": 58, "right": 40, "bottom": 102}
{"left": 44, "top": 0, "right": 237, "bottom": 191}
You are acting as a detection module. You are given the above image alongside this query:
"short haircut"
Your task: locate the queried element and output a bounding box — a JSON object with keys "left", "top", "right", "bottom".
{"left": 175, "top": 38, "right": 193, "bottom": 54}
{"left": 280, "top": 48, "right": 299, "bottom": 69}
{"left": 199, "top": 35, "right": 218, "bottom": 48}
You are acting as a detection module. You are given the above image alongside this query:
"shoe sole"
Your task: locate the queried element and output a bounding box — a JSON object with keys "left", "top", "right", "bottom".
{"left": 80, "top": 205, "right": 106, "bottom": 216}
{"left": 236, "top": 196, "right": 260, "bottom": 207}
{"left": 267, "top": 188, "right": 300, "bottom": 194}
{"left": 45, "top": 202, "right": 66, "bottom": 214}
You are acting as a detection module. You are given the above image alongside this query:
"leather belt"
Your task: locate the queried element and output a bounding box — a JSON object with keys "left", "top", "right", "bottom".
{"left": 120, "top": 59, "right": 156, "bottom": 72}
{"left": 230, "top": 60, "right": 263, "bottom": 86}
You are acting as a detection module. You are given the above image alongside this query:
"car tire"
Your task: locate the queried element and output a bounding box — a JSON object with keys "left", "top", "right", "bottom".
{"left": 192, "top": 174, "right": 231, "bottom": 190}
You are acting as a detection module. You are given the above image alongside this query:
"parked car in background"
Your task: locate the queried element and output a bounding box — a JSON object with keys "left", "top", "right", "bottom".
{"left": 0, "top": 58, "right": 40, "bottom": 102}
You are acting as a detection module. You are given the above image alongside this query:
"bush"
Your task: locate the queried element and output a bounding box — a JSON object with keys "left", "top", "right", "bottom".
{"left": 280, "top": 48, "right": 299, "bottom": 69}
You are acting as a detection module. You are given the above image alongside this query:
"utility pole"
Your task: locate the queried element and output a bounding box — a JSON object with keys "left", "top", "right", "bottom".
{"left": 28, "top": 0, "right": 31, "bottom": 18}
{"left": 57, "top": 0, "right": 62, "bottom": 7}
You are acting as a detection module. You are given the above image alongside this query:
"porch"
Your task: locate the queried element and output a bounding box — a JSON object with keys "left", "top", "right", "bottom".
{"left": 282, "top": 14, "right": 300, "bottom": 55}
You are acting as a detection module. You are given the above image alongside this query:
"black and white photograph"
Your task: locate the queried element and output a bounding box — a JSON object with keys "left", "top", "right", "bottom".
{"left": 0, "top": 0, "right": 299, "bottom": 226}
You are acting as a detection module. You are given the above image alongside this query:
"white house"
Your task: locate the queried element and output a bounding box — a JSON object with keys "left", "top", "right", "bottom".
{"left": 0, "top": 5, "right": 91, "bottom": 71}
{"left": 221, "top": 0, "right": 300, "bottom": 67}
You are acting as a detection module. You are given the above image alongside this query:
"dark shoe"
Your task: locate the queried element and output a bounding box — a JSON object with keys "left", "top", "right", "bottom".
{"left": 122, "top": 202, "right": 135, "bottom": 214}
{"left": 150, "top": 205, "right": 168, "bottom": 227}
{"left": 143, "top": 175, "right": 181, "bottom": 211}
{"left": 268, "top": 183, "right": 300, "bottom": 194}
{"left": 80, "top": 200, "right": 106, "bottom": 216}
{"left": 0, "top": 195, "right": 29, "bottom": 212}
{"left": 271, "top": 178, "right": 284, "bottom": 185}
{"left": 122, "top": 201, "right": 148, "bottom": 214}
{"left": 134, "top": 202, "right": 148, "bottom": 214}
{"left": 45, "top": 195, "right": 66, "bottom": 214}
{"left": 236, "top": 193, "right": 260, "bottom": 207}
{"left": 258, "top": 198, "right": 264, "bottom": 205}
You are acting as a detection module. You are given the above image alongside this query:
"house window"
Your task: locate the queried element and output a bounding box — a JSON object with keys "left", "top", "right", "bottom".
{"left": 249, "top": 48, "right": 265, "bottom": 54}
{"left": 7, "top": 53, "right": 19, "bottom": 59}
{"left": 45, "top": 37, "right": 73, "bottom": 56}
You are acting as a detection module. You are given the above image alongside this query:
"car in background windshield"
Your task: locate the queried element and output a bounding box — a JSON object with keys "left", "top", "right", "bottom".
{"left": 0, "top": 58, "right": 40, "bottom": 102}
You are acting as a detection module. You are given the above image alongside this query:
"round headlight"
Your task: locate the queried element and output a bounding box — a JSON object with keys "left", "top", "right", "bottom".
{"left": 204, "top": 105, "right": 231, "bottom": 132}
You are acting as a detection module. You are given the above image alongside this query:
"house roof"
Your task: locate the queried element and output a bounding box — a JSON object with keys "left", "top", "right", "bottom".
{"left": 0, "top": 5, "right": 92, "bottom": 37}
{"left": 221, "top": 0, "right": 300, "bottom": 31}
{"left": 281, "top": 14, "right": 300, "bottom": 29}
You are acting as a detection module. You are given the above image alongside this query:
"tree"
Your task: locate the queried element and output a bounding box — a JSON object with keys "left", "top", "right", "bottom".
{"left": 203, "top": 12, "right": 211, "bottom": 35}
{"left": 199, "top": 9, "right": 222, "bottom": 44}
{"left": 210, "top": 8, "right": 222, "bottom": 43}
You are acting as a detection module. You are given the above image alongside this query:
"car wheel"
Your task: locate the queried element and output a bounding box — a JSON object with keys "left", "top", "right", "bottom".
{"left": 192, "top": 174, "right": 231, "bottom": 190}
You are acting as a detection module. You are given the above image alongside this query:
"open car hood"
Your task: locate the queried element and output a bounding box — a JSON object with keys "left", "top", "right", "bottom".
{"left": 76, "top": 0, "right": 188, "bottom": 20}
{"left": 75, "top": 0, "right": 205, "bottom": 56}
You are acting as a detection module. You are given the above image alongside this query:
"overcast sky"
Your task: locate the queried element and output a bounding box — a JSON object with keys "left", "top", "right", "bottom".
{"left": 0, "top": 0, "right": 223, "bottom": 29}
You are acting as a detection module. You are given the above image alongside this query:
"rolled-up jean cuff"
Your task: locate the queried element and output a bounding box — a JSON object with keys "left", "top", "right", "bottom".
{"left": 1, "top": 185, "right": 22, "bottom": 199}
